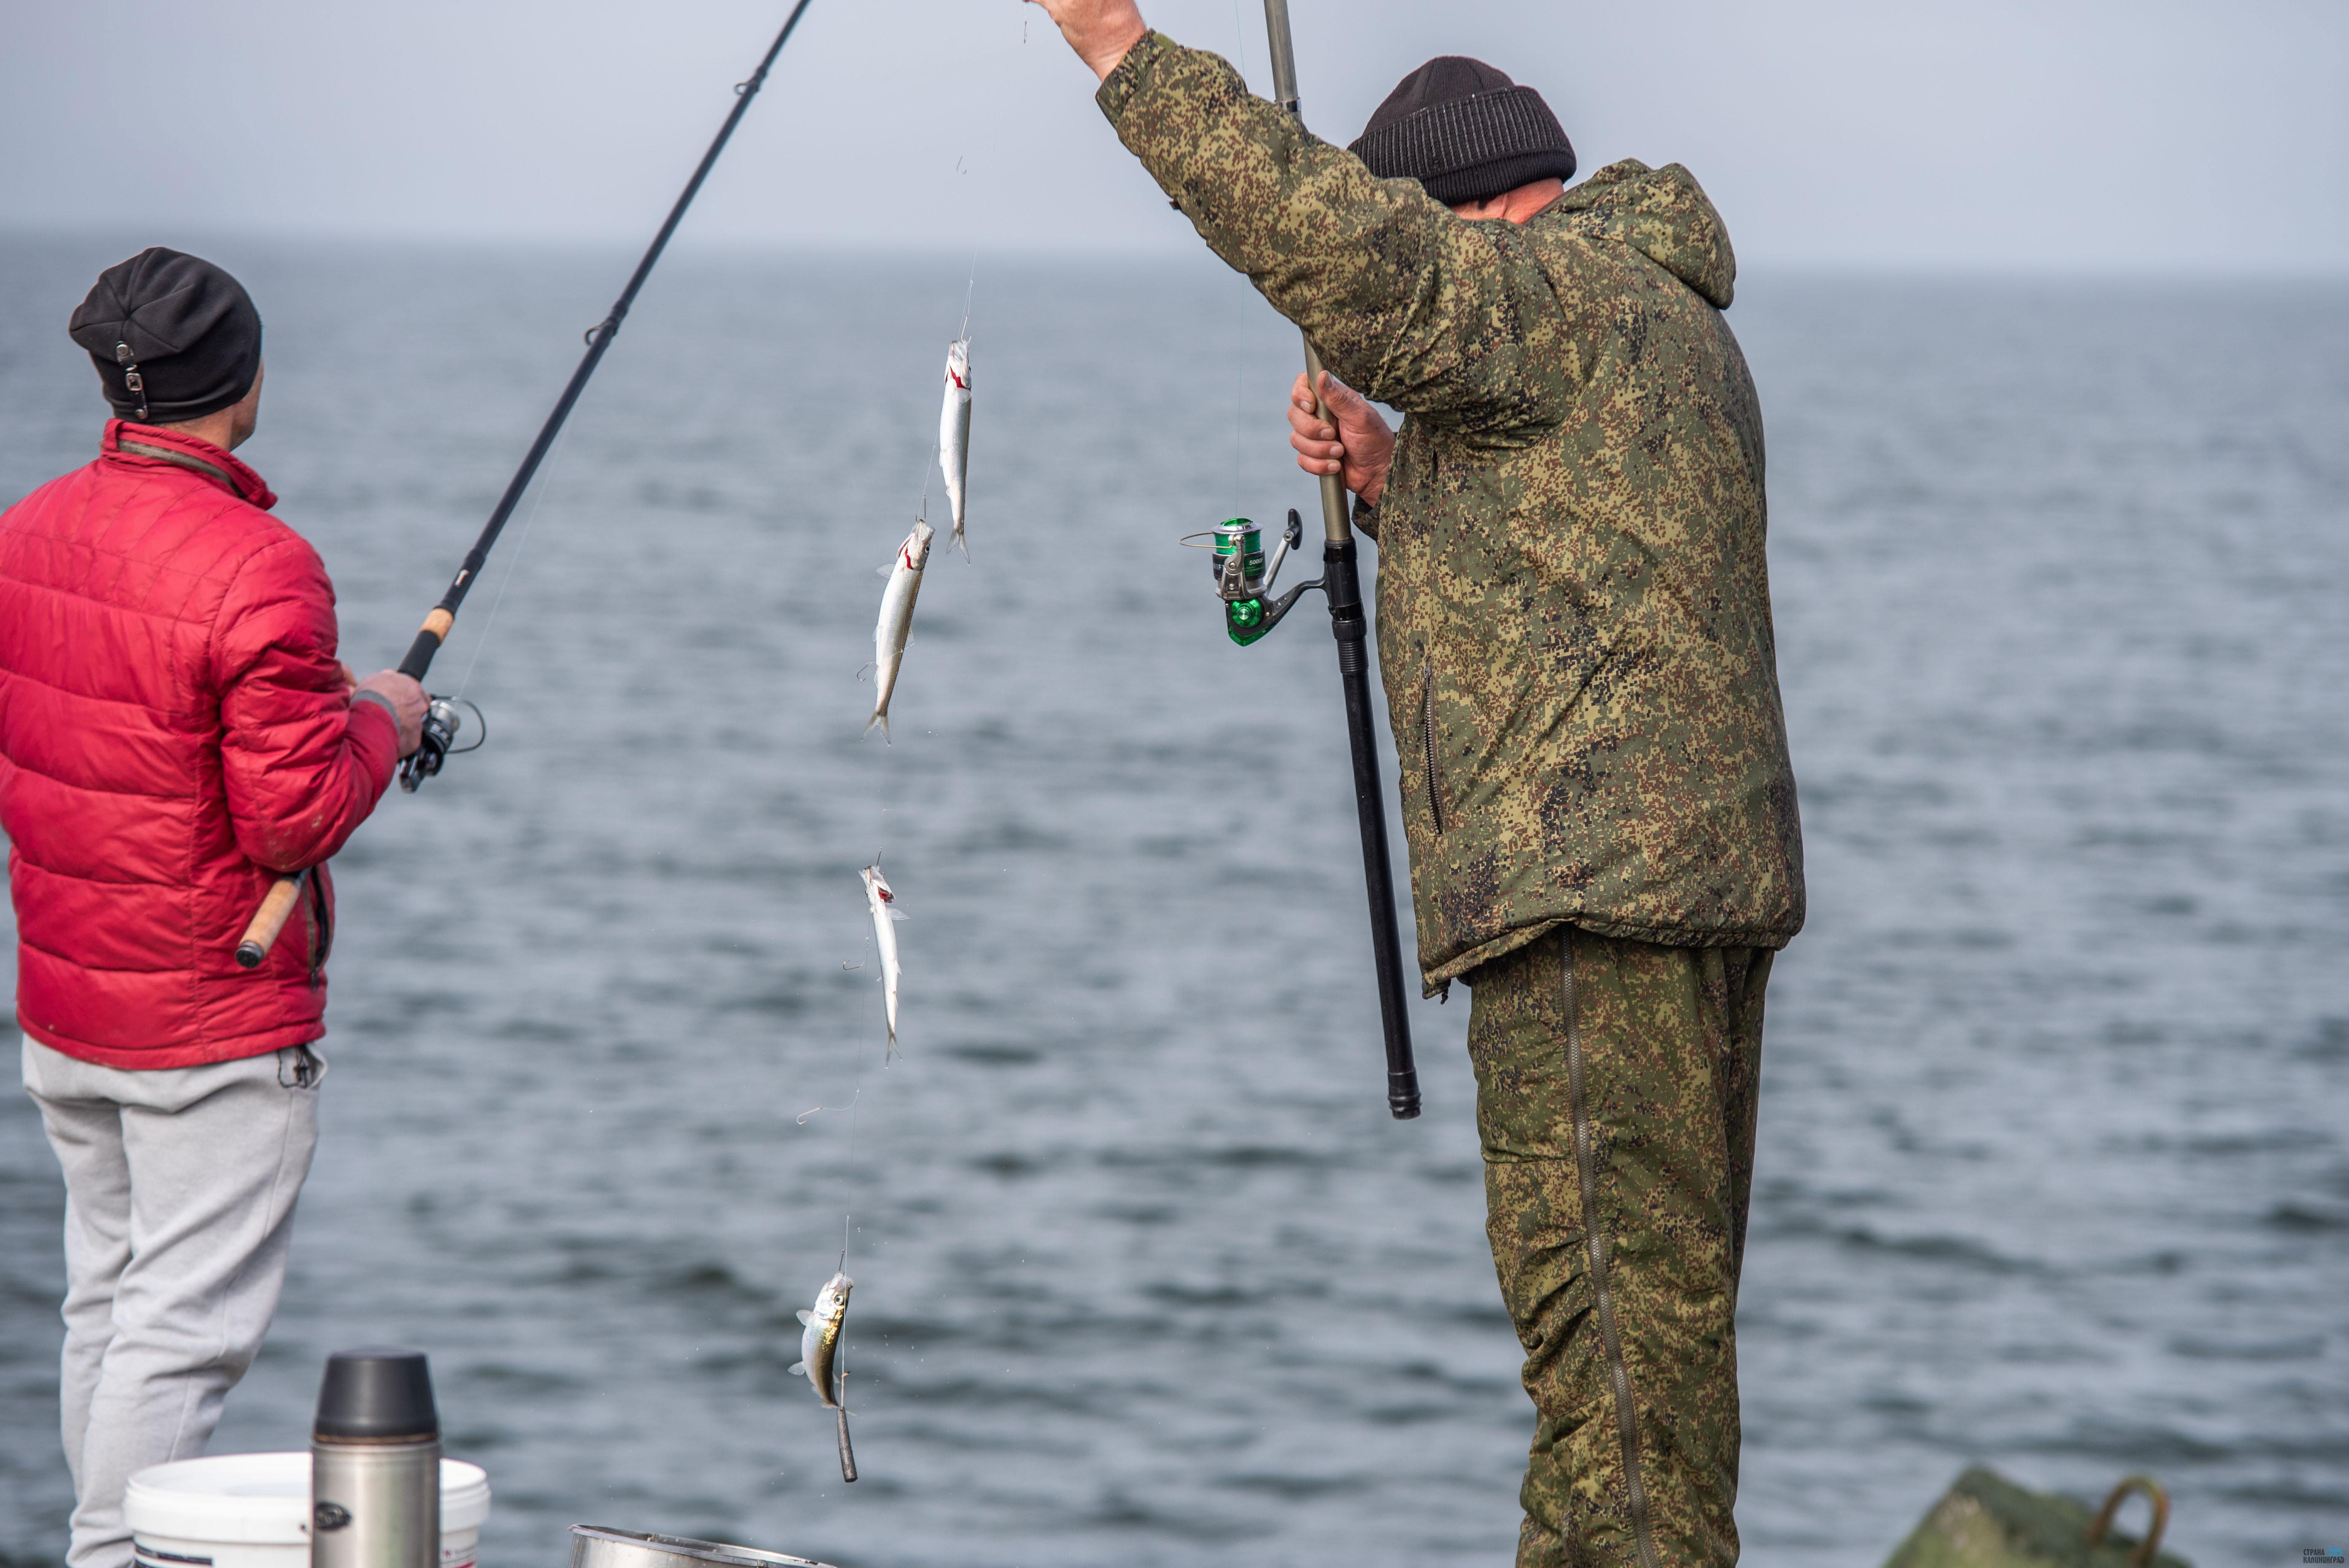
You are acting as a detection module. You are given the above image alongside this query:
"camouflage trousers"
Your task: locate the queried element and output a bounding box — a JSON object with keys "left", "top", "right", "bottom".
{"left": 1467, "top": 927, "right": 1772, "bottom": 1568}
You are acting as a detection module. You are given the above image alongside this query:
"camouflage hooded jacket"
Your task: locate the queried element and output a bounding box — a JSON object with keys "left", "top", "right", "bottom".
{"left": 1100, "top": 34, "right": 1804, "bottom": 989}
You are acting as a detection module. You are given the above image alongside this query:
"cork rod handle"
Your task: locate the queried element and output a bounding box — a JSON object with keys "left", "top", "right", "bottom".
{"left": 235, "top": 870, "right": 308, "bottom": 969}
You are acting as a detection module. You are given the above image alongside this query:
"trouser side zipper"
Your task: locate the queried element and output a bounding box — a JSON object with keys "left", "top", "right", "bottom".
{"left": 1420, "top": 658, "right": 1445, "bottom": 834}
{"left": 1562, "top": 935, "right": 1660, "bottom": 1568}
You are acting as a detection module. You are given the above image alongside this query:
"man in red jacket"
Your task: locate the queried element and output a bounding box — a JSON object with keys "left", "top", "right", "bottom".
{"left": 0, "top": 248, "right": 426, "bottom": 1568}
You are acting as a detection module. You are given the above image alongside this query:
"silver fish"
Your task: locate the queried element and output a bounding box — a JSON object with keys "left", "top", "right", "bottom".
{"left": 792, "top": 1269, "right": 859, "bottom": 1482}
{"left": 867, "top": 520, "right": 934, "bottom": 740}
{"left": 791, "top": 1270, "right": 854, "bottom": 1408}
{"left": 938, "top": 339, "right": 971, "bottom": 557}
{"left": 861, "top": 858, "right": 904, "bottom": 1054}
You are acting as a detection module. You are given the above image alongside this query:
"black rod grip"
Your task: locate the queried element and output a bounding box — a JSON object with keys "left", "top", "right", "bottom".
{"left": 1323, "top": 540, "right": 1422, "bottom": 1120}
{"left": 397, "top": 629, "right": 442, "bottom": 683}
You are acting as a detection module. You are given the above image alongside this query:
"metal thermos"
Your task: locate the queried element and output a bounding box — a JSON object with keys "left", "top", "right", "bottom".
{"left": 310, "top": 1348, "right": 441, "bottom": 1568}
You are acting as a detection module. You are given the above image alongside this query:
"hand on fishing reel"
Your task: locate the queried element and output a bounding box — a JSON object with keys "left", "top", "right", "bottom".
{"left": 395, "top": 696, "right": 487, "bottom": 793}
{"left": 1178, "top": 509, "right": 1321, "bottom": 646}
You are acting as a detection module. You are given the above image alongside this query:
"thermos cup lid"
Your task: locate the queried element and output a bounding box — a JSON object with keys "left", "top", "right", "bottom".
{"left": 313, "top": 1347, "right": 439, "bottom": 1442}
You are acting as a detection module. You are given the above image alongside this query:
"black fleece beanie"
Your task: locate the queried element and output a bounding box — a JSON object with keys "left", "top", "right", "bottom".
{"left": 68, "top": 248, "right": 263, "bottom": 424}
{"left": 1347, "top": 57, "right": 1577, "bottom": 207}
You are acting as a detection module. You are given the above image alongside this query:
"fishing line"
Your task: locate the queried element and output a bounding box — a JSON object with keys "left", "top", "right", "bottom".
{"left": 451, "top": 420, "right": 573, "bottom": 703}
{"left": 832, "top": 892, "right": 885, "bottom": 1421}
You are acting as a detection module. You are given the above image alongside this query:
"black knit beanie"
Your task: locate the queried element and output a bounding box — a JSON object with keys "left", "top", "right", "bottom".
{"left": 1347, "top": 57, "right": 1577, "bottom": 207}
{"left": 68, "top": 248, "right": 263, "bottom": 424}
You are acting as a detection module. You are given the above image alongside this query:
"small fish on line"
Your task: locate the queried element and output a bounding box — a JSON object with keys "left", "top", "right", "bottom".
{"left": 861, "top": 858, "right": 905, "bottom": 1055}
{"left": 791, "top": 1270, "right": 857, "bottom": 1482}
{"left": 939, "top": 339, "right": 971, "bottom": 558}
{"left": 867, "top": 521, "right": 934, "bottom": 740}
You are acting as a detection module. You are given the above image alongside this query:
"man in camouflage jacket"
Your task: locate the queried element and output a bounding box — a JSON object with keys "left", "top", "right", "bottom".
{"left": 1033, "top": 4, "right": 1804, "bottom": 1564}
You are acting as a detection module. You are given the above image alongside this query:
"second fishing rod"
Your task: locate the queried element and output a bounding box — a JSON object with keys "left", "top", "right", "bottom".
{"left": 1186, "top": 0, "right": 1423, "bottom": 1122}
{"left": 234, "top": 0, "right": 818, "bottom": 969}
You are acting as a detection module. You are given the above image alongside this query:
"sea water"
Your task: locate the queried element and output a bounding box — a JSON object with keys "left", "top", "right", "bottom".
{"left": 0, "top": 239, "right": 2341, "bottom": 1566}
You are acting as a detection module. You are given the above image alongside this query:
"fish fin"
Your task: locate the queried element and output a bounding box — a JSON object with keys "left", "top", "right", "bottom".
{"left": 864, "top": 712, "right": 889, "bottom": 742}
{"left": 876, "top": 564, "right": 894, "bottom": 578}
{"left": 955, "top": 528, "right": 969, "bottom": 561}
{"left": 886, "top": 907, "right": 909, "bottom": 922}
{"left": 789, "top": 1361, "right": 807, "bottom": 1376}
{"left": 796, "top": 1309, "right": 814, "bottom": 1325}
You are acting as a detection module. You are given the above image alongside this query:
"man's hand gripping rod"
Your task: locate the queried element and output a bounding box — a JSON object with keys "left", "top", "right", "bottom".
{"left": 393, "top": 0, "right": 819, "bottom": 792}
{"left": 1260, "top": 0, "right": 1422, "bottom": 1121}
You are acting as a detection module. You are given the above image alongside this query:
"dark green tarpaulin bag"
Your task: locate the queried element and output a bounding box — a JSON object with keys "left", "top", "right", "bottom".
{"left": 1883, "top": 1468, "right": 2188, "bottom": 1568}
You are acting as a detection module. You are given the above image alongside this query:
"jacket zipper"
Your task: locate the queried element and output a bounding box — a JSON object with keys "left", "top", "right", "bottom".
{"left": 1420, "top": 659, "right": 1445, "bottom": 835}
{"left": 1561, "top": 936, "right": 1659, "bottom": 1568}
{"left": 304, "top": 869, "right": 332, "bottom": 989}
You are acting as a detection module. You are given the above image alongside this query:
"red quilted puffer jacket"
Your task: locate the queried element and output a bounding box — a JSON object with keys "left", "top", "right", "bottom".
{"left": 0, "top": 421, "right": 399, "bottom": 1068}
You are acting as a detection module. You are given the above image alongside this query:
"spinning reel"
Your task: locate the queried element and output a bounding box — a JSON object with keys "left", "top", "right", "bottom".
{"left": 396, "top": 696, "right": 486, "bottom": 793}
{"left": 1179, "top": 509, "right": 1321, "bottom": 646}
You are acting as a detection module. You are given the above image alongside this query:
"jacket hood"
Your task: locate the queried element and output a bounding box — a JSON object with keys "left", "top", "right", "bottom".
{"left": 1547, "top": 159, "right": 1736, "bottom": 309}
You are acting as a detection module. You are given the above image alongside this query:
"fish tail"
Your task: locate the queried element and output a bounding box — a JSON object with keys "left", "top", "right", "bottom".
{"left": 954, "top": 525, "right": 969, "bottom": 561}
{"left": 864, "top": 711, "right": 890, "bottom": 742}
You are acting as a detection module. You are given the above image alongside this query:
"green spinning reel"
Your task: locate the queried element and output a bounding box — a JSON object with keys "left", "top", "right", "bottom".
{"left": 1180, "top": 509, "right": 1317, "bottom": 646}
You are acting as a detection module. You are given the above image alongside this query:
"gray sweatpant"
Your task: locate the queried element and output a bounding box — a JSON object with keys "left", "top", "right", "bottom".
{"left": 21, "top": 1036, "right": 323, "bottom": 1568}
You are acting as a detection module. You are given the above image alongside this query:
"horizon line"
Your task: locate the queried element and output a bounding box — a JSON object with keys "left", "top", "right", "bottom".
{"left": 2, "top": 226, "right": 2342, "bottom": 286}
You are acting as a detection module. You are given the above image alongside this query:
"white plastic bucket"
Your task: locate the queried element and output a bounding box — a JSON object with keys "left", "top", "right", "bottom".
{"left": 126, "top": 1452, "right": 490, "bottom": 1568}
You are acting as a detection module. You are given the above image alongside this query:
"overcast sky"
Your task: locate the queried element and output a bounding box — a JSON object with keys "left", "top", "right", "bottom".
{"left": 3, "top": 0, "right": 2343, "bottom": 272}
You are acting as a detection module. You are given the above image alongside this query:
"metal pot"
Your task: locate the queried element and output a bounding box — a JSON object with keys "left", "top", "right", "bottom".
{"left": 569, "top": 1527, "right": 835, "bottom": 1568}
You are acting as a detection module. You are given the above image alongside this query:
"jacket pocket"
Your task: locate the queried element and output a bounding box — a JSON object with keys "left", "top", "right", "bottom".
{"left": 1419, "top": 658, "right": 1446, "bottom": 835}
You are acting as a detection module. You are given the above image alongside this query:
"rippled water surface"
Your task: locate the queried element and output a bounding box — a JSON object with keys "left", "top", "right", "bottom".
{"left": 0, "top": 239, "right": 2343, "bottom": 1567}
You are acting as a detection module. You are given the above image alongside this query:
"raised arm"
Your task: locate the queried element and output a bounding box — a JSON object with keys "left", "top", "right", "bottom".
{"left": 1087, "top": 30, "right": 1579, "bottom": 440}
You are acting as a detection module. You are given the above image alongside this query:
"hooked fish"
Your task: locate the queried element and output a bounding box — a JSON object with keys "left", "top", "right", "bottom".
{"left": 861, "top": 859, "right": 904, "bottom": 1054}
{"left": 791, "top": 1269, "right": 859, "bottom": 1483}
{"left": 867, "top": 520, "right": 934, "bottom": 740}
{"left": 791, "top": 1270, "right": 854, "bottom": 1407}
{"left": 938, "top": 339, "right": 971, "bottom": 557}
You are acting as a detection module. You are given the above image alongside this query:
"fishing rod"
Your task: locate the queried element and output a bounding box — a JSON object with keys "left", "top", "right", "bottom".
{"left": 1191, "top": 0, "right": 1422, "bottom": 1121}
{"left": 234, "top": 0, "right": 818, "bottom": 968}
{"left": 398, "top": 0, "right": 818, "bottom": 787}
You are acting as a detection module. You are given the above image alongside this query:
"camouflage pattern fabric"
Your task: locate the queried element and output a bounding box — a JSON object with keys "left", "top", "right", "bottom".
{"left": 1470, "top": 927, "right": 1769, "bottom": 1568}
{"left": 1099, "top": 34, "right": 1805, "bottom": 990}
